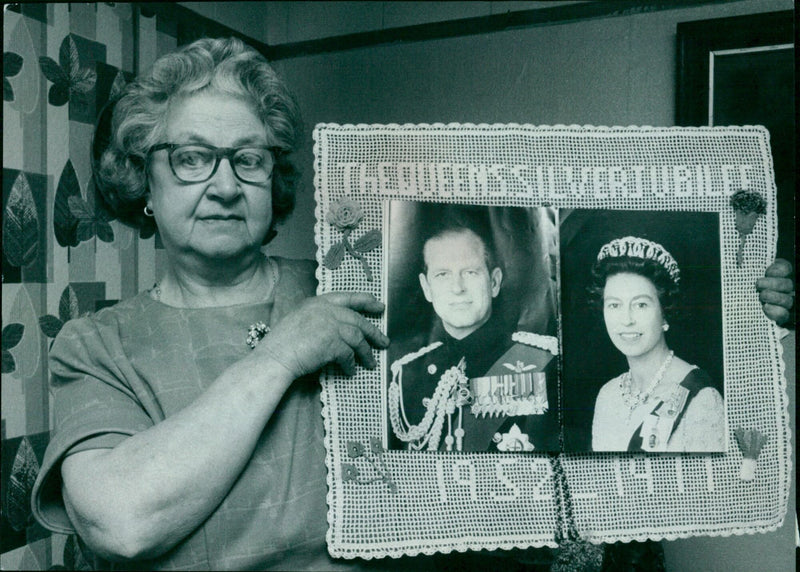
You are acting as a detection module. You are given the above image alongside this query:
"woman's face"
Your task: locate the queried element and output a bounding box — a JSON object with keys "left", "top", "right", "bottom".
{"left": 602, "top": 272, "right": 666, "bottom": 358}
{"left": 147, "top": 91, "right": 274, "bottom": 262}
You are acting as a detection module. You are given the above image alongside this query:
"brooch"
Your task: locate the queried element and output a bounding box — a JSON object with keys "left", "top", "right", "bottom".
{"left": 246, "top": 322, "right": 270, "bottom": 349}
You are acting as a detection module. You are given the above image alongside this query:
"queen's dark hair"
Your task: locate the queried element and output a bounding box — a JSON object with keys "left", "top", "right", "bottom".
{"left": 588, "top": 255, "right": 681, "bottom": 321}
{"left": 93, "top": 37, "right": 303, "bottom": 239}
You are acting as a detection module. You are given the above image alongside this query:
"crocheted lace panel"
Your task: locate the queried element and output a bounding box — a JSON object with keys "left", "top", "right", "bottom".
{"left": 312, "top": 124, "right": 789, "bottom": 558}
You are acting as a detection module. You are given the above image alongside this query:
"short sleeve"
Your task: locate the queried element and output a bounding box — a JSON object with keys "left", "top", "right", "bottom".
{"left": 31, "top": 313, "right": 157, "bottom": 534}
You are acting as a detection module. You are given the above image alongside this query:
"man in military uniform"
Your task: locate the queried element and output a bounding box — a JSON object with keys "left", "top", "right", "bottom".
{"left": 388, "top": 222, "right": 559, "bottom": 452}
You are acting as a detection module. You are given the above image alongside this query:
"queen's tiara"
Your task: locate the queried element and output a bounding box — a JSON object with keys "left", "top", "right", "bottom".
{"left": 596, "top": 236, "right": 680, "bottom": 283}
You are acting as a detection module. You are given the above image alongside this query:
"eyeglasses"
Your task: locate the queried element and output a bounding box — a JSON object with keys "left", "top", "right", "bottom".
{"left": 148, "top": 143, "right": 282, "bottom": 184}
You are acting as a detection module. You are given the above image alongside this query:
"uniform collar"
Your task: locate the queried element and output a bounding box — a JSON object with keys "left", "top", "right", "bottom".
{"left": 429, "top": 312, "right": 510, "bottom": 369}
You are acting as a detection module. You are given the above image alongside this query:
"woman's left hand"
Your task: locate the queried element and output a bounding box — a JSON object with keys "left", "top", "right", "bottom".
{"left": 757, "top": 259, "right": 795, "bottom": 325}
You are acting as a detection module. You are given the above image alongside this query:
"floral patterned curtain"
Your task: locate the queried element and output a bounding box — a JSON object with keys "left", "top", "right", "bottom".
{"left": 1, "top": 4, "right": 175, "bottom": 568}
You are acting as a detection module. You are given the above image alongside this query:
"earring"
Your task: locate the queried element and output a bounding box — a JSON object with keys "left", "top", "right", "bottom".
{"left": 662, "top": 323, "right": 670, "bottom": 331}
{"left": 143, "top": 205, "right": 154, "bottom": 217}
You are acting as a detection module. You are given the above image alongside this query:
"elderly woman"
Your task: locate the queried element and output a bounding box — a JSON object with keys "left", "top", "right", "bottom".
{"left": 30, "top": 35, "right": 794, "bottom": 571}
{"left": 589, "top": 236, "right": 725, "bottom": 452}
{"left": 31, "top": 38, "right": 389, "bottom": 570}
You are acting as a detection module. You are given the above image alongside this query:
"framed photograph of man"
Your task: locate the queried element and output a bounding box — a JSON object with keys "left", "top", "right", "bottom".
{"left": 384, "top": 200, "right": 561, "bottom": 453}
{"left": 559, "top": 209, "right": 725, "bottom": 453}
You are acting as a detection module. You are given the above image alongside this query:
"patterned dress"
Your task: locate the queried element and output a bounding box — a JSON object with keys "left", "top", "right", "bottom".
{"left": 31, "top": 258, "right": 426, "bottom": 571}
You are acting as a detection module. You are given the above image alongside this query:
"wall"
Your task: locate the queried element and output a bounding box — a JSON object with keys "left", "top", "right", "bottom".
{"left": 201, "top": 0, "right": 792, "bottom": 261}
{"left": 180, "top": 1, "right": 589, "bottom": 45}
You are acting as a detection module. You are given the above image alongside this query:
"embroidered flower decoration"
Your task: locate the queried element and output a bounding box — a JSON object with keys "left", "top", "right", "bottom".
{"left": 323, "top": 197, "right": 380, "bottom": 281}
{"left": 730, "top": 190, "right": 767, "bottom": 267}
{"left": 734, "top": 427, "right": 767, "bottom": 481}
{"left": 341, "top": 463, "right": 360, "bottom": 482}
{"left": 730, "top": 189, "right": 768, "bottom": 217}
{"left": 369, "top": 437, "right": 383, "bottom": 456}
{"left": 341, "top": 437, "right": 396, "bottom": 493}
{"left": 346, "top": 440, "right": 365, "bottom": 458}
{"left": 327, "top": 198, "right": 363, "bottom": 230}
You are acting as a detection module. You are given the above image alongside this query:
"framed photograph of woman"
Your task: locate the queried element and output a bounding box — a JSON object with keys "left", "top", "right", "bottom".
{"left": 559, "top": 209, "right": 725, "bottom": 453}
{"left": 384, "top": 200, "right": 561, "bottom": 453}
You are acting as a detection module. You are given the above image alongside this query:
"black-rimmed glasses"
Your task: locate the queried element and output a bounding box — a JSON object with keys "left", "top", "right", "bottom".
{"left": 149, "top": 143, "right": 282, "bottom": 184}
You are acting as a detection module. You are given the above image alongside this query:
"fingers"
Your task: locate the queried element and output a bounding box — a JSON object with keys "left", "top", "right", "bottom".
{"left": 265, "top": 292, "right": 389, "bottom": 378}
{"left": 354, "top": 315, "right": 389, "bottom": 349}
{"left": 319, "top": 291, "right": 390, "bottom": 362}
{"left": 339, "top": 324, "right": 377, "bottom": 370}
{"left": 322, "top": 291, "right": 386, "bottom": 315}
{"left": 758, "top": 288, "right": 795, "bottom": 310}
{"left": 335, "top": 344, "right": 358, "bottom": 377}
{"left": 765, "top": 258, "right": 793, "bottom": 278}
{"left": 756, "top": 276, "right": 795, "bottom": 294}
{"left": 326, "top": 299, "right": 388, "bottom": 375}
{"left": 322, "top": 296, "right": 389, "bottom": 349}
{"left": 762, "top": 303, "right": 790, "bottom": 326}
{"left": 756, "top": 265, "right": 794, "bottom": 325}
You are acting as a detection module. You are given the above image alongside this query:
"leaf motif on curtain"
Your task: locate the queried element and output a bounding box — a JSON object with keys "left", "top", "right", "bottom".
{"left": 54, "top": 160, "right": 82, "bottom": 247}
{"left": 108, "top": 69, "right": 128, "bottom": 101}
{"left": 69, "top": 194, "right": 114, "bottom": 244}
{"left": 60, "top": 283, "right": 81, "bottom": 322}
{"left": 1, "top": 322, "right": 24, "bottom": 373}
{"left": 3, "top": 51, "right": 24, "bottom": 101}
{"left": 38, "top": 53, "right": 69, "bottom": 106}
{"left": 2, "top": 171, "right": 40, "bottom": 268}
{"left": 6, "top": 14, "right": 39, "bottom": 114}
{"left": 4, "top": 436, "right": 41, "bottom": 532}
{"left": 37, "top": 314, "right": 62, "bottom": 342}
{"left": 139, "top": 224, "right": 157, "bottom": 240}
{"left": 38, "top": 34, "right": 97, "bottom": 107}
{"left": 39, "top": 284, "right": 81, "bottom": 345}
{"left": 8, "top": 285, "right": 41, "bottom": 378}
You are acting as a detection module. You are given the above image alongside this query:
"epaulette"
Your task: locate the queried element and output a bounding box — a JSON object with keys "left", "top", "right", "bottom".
{"left": 511, "top": 332, "right": 559, "bottom": 356}
{"left": 390, "top": 341, "right": 444, "bottom": 375}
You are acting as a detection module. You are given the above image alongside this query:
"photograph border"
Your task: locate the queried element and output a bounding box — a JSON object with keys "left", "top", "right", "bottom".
{"left": 558, "top": 209, "right": 724, "bottom": 453}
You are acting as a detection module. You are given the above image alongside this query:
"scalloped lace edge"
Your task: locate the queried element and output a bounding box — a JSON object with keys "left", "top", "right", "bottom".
{"left": 325, "top": 519, "right": 784, "bottom": 559}
{"left": 312, "top": 123, "right": 771, "bottom": 136}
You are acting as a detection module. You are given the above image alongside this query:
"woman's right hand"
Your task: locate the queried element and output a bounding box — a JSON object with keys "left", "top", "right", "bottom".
{"left": 255, "top": 292, "right": 390, "bottom": 378}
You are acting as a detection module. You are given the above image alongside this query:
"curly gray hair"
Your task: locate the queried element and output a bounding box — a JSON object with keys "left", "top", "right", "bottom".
{"left": 94, "top": 37, "right": 303, "bottom": 239}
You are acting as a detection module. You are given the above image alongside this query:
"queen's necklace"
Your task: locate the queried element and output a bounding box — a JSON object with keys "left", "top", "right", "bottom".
{"left": 619, "top": 350, "right": 674, "bottom": 410}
